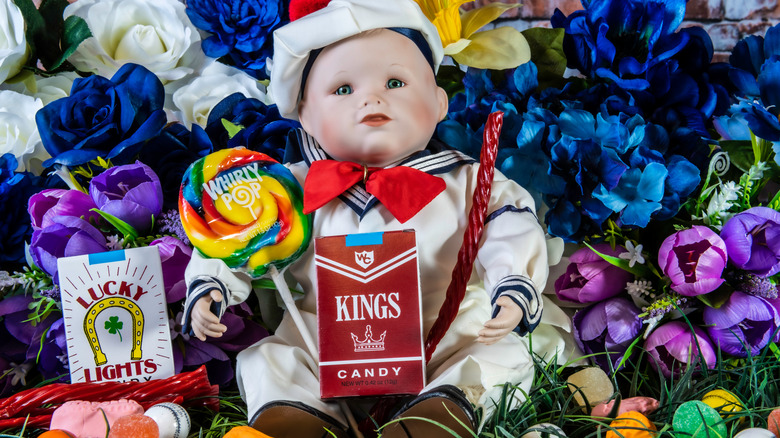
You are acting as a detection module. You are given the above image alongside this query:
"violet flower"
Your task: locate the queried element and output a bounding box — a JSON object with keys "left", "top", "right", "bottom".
{"left": 658, "top": 226, "right": 728, "bottom": 297}
{"left": 572, "top": 296, "right": 643, "bottom": 372}
{"left": 645, "top": 321, "right": 717, "bottom": 377}
{"left": 555, "top": 243, "right": 634, "bottom": 303}
{"left": 721, "top": 207, "right": 780, "bottom": 277}
{"left": 28, "top": 189, "right": 100, "bottom": 230}
{"left": 703, "top": 291, "right": 780, "bottom": 357}
{"left": 150, "top": 236, "right": 192, "bottom": 303}
{"left": 29, "top": 216, "right": 108, "bottom": 282}
{"left": 89, "top": 162, "right": 163, "bottom": 232}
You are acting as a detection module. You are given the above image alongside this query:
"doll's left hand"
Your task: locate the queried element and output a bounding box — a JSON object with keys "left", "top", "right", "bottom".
{"left": 477, "top": 295, "right": 523, "bottom": 345}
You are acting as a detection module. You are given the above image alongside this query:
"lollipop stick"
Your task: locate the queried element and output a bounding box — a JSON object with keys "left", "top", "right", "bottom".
{"left": 268, "top": 265, "right": 319, "bottom": 363}
{"left": 268, "top": 265, "right": 363, "bottom": 437}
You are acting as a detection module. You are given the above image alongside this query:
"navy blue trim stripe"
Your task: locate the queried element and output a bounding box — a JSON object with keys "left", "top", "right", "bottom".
{"left": 486, "top": 205, "right": 536, "bottom": 224}
{"left": 491, "top": 275, "right": 542, "bottom": 336}
{"left": 182, "top": 277, "right": 230, "bottom": 336}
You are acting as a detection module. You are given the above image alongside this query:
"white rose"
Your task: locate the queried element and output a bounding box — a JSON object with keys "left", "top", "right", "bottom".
{"left": 0, "top": 0, "right": 30, "bottom": 84}
{"left": 0, "top": 90, "right": 48, "bottom": 174}
{"left": 1, "top": 71, "right": 78, "bottom": 105}
{"left": 64, "top": 0, "right": 203, "bottom": 83}
{"left": 170, "top": 61, "right": 270, "bottom": 129}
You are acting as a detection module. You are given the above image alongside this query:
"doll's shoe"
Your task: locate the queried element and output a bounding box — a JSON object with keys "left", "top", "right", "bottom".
{"left": 249, "top": 401, "right": 350, "bottom": 438}
{"left": 381, "top": 385, "right": 476, "bottom": 437}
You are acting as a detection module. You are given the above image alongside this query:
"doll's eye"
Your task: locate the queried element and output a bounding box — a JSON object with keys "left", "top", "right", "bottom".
{"left": 335, "top": 85, "right": 353, "bottom": 95}
{"left": 387, "top": 79, "right": 405, "bottom": 89}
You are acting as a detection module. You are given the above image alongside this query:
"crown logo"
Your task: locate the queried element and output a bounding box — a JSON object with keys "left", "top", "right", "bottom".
{"left": 351, "top": 325, "right": 386, "bottom": 353}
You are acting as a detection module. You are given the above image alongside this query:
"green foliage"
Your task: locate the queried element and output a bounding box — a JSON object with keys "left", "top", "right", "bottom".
{"left": 521, "top": 27, "right": 568, "bottom": 91}
{"left": 12, "top": 0, "right": 91, "bottom": 73}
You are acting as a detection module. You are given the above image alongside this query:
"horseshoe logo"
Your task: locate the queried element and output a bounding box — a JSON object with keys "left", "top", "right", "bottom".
{"left": 83, "top": 297, "right": 145, "bottom": 366}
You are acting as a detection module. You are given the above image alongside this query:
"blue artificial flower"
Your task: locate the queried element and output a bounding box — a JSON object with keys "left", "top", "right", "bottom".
{"left": 36, "top": 64, "right": 167, "bottom": 167}
{"left": 594, "top": 161, "right": 666, "bottom": 227}
{"left": 551, "top": 0, "right": 688, "bottom": 90}
{"left": 186, "top": 0, "right": 284, "bottom": 79}
{"left": 0, "top": 154, "right": 55, "bottom": 267}
{"left": 140, "top": 124, "right": 215, "bottom": 210}
{"left": 205, "top": 93, "right": 301, "bottom": 163}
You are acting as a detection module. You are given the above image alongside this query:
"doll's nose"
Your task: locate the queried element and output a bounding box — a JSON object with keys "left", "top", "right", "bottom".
{"left": 361, "top": 92, "right": 383, "bottom": 106}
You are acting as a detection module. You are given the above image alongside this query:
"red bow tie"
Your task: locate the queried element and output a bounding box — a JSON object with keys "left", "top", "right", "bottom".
{"left": 303, "top": 160, "right": 446, "bottom": 223}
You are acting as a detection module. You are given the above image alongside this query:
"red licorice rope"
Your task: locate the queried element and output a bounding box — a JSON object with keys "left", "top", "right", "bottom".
{"left": 0, "top": 366, "right": 219, "bottom": 429}
{"left": 424, "top": 111, "right": 503, "bottom": 363}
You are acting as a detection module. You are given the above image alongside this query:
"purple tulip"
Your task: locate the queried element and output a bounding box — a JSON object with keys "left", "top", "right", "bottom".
{"left": 89, "top": 162, "right": 163, "bottom": 232}
{"left": 28, "top": 189, "right": 100, "bottom": 230}
{"left": 572, "top": 296, "right": 643, "bottom": 371}
{"left": 703, "top": 291, "right": 780, "bottom": 357}
{"left": 721, "top": 207, "right": 780, "bottom": 277}
{"left": 150, "top": 236, "right": 193, "bottom": 303}
{"left": 645, "top": 321, "right": 717, "bottom": 377}
{"left": 29, "top": 216, "right": 108, "bottom": 282}
{"left": 658, "top": 226, "right": 728, "bottom": 296}
{"left": 555, "top": 244, "right": 634, "bottom": 303}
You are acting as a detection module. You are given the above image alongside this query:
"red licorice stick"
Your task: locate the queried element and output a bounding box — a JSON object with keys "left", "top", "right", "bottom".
{"left": 0, "top": 366, "right": 218, "bottom": 429}
{"left": 424, "top": 111, "right": 503, "bottom": 363}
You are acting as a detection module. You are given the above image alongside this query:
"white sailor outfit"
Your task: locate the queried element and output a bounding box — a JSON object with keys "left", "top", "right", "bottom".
{"left": 183, "top": 129, "right": 550, "bottom": 427}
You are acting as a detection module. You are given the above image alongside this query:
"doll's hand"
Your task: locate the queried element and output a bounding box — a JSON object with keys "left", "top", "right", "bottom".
{"left": 477, "top": 296, "right": 523, "bottom": 345}
{"left": 191, "top": 290, "right": 228, "bottom": 341}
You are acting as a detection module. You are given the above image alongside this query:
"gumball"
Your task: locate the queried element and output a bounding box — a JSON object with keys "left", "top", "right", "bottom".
{"left": 702, "top": 388, "right": 743, "bottom": 417}
{"left": 38, "top": 431, "right": 76, "bottom": 438}
{"left": 733, "top": 428, "right": 774, "bottom": 438}
{"left": 673, "top": 401, "right": 728, "bottom": 438}
{"left": 606, "top": 411, "right": 656, "bottom": 438}
{"left": 179, "top": 148, "right": 312, "bottom": 278}
{"left": 520, "top": 423, "right": 567, "bottom": 438}
{"left": 223, "top": 425, "right": 275, "bottom": 437}
{"left": 767, "top": 408, "right": 780, "bottom": 436}
{"left": 144, "top": 402, "right": 191, "bottom": 438}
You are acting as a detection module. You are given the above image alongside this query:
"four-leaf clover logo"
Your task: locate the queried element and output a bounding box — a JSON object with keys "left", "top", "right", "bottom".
{"left": 105, "top": 316, "right": 124, "bottom": 342}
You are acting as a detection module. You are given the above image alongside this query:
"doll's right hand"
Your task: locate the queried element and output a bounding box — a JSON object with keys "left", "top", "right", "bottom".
{"left": 191, "top": 290, "right": 228, "bottom": 341}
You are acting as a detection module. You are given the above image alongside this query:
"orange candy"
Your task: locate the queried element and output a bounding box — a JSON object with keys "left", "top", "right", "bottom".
{"left": 223, "top": 425, "right": 275, "bottom": 438}
{"left": 107, "top": 414, "right": 159, "bottom": 438}
{"left": 38, "top": 431, "right": 76, "bottom": 438}
{"left": 606, "top": 411, "right": 657, "bottom": 438}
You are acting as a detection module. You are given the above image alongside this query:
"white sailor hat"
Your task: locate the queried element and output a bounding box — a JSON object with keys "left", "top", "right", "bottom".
{"left": 270, "top": 0, "right": 444, "bottom": 121}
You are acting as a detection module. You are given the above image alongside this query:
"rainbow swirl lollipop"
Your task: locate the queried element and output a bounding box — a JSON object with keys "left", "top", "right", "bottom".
{"left": 179, "top": 148, "right": 312, "bottom": 277}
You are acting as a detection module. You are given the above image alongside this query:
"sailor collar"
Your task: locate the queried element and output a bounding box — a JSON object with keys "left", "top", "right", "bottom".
{"left": 289, "top": 128, "right": 475, "bottom": 219}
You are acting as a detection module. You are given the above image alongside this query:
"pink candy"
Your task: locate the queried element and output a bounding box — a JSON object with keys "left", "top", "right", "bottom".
{"left": 49, "top": 399, "right": 143, "bottom": 438}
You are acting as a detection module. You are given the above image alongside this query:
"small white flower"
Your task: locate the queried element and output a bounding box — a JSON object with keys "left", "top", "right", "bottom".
{"left": 4, "top": 362, "right": 32, "bottom": 386}
{"left": 170, "top": 61, "right": 269, "bottom": 129}
{"left": 626, "top": 279, "right": 653, "bottom": 299}
{"left": 64, "top": 0, "right": 204, "bottom": 84}
{"left": 618, "top": 241, "right": 645, "bottom": 267}
{"left": 0, "top": 0, "right": 30, "bottom": 84}
{"left": 106, "top": 235, "right": 125, "bottom": 250}
{"left": 0, "top": 90, "right": 48, "bottom": 173}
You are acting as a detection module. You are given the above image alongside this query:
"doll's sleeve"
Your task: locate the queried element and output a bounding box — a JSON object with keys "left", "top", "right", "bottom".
{"left": 474, "top": 170, "right": 548, "bottom": 336}
{"left": 180, "top": 250, "right": 253, "bottom": 335}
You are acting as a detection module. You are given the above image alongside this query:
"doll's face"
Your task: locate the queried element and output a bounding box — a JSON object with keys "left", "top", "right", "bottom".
{"left": 298, "top": 29, "right": 448, "bottom": 167}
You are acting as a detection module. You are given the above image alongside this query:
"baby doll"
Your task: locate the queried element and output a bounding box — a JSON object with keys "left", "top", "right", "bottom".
{"left": 182, "top": 0, "right": 549, "bottom": 436}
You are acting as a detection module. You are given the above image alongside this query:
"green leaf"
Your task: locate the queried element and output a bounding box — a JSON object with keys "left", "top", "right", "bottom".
{"left": 719, "top": 140, "right": 755, "bottom": 174}
{"left": 222, "top": 119, "right": 245, "bottom": 139}
{"left": 50, "top": 15, "right": 92, "bottom": 70}
{"left": 583, "top": 241, "right": 652, "bottom": 278}
{"left": 696, "top": 285, "right": 734, "bottom": 309}
{"left": 522, "top": 27, "right": 568, "bottom": 90}
{"left": 12, "top": 0, "right": 44, "bottom": 55}
{"left": 90, "top": 208, "right": 139, "bottom": 241}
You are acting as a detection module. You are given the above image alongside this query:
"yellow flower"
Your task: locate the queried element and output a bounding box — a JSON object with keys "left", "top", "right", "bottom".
{"left": 415, "top": 0, "right": 530, "bottom": 69}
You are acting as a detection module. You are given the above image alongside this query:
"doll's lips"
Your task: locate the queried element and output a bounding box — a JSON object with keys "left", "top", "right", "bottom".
{"left": 361, "top": 114, "right": 391, "bottom": 126}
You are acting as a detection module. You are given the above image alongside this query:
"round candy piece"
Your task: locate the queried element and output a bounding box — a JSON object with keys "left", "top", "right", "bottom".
{"left": 108, "top": 414, "right": 159, "bottom": 438}
{"left": 606, "top": 411, "right": 656, "bottom": 438}
{"left": 673, "top": 401, "right": 728, "bottom": 438}
{"left": 224, "top": 425, "right": 275, "bottom": 438}
{"left": 144, "top": 402, "right": 191, "bottom": 438}
{"left": 180, "top": 148, "right": 312, "bottom": 277}
{"left": 39, "top": 431, "right": 76, "bottom": 438}
{"left": 733, "top": 428, "right": 774, "bottom": 438}
{"left": 702, "top": 388, "right": 743, "bottom": 418}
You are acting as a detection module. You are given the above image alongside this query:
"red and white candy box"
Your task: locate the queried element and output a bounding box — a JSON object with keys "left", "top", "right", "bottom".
{"left": 315, "top": 230, "right": 425, "bottom": 398}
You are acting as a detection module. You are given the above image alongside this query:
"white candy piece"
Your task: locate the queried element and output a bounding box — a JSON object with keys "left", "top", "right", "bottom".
{"left": 733, "top": 428, "right": 775, "bottom": 438}
{"left": 143, "top": 402, "right": 191, "bottom": 438}
{"left": 520, "top": 423, "right": 567, "bottom": 438}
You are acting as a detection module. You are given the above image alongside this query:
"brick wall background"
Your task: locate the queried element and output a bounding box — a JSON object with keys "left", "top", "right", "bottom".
{"left": 464, "top": 0, "right": 780, "bottom": 62}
